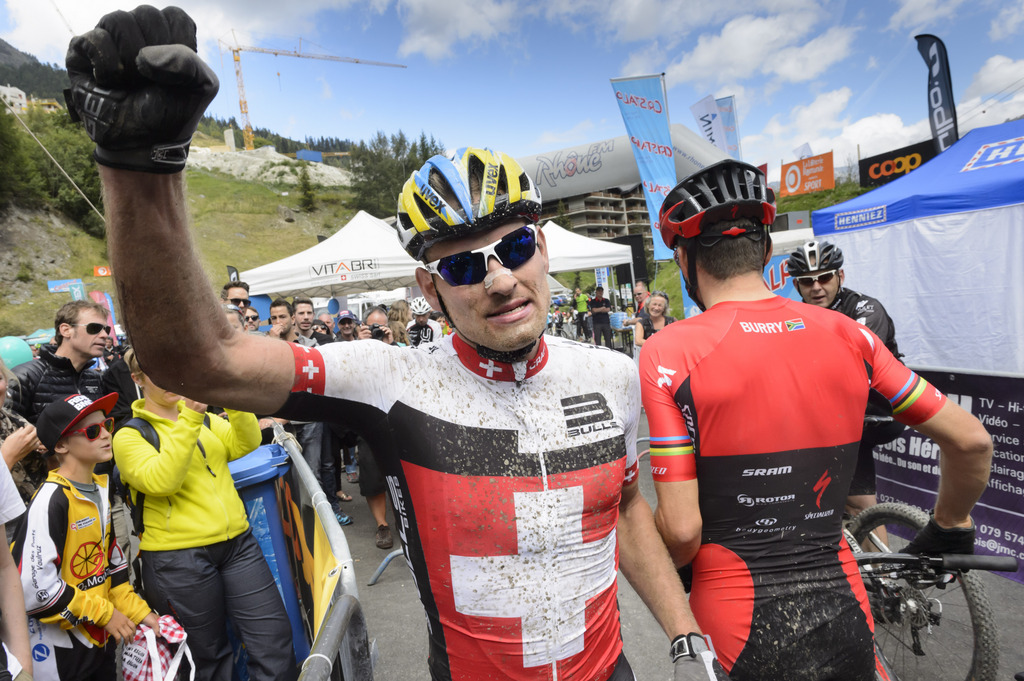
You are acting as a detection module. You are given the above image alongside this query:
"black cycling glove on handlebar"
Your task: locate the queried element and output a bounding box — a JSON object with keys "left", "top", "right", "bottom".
{"left": 905, "top": 514, "right": 975, "bottom": 555}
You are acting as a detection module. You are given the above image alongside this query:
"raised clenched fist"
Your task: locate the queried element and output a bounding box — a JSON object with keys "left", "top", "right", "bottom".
{"left": 65, "top": 5, "right": 218, "bottom": 173}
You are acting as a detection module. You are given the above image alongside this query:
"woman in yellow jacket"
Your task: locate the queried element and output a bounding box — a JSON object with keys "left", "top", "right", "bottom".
{"left": 113, "top": 350, "right": 295, "bottom": 681}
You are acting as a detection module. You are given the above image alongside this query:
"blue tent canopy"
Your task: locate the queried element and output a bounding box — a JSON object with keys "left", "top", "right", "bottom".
{"left": 814, "top": 119, "right": 1024, "bottom": 235}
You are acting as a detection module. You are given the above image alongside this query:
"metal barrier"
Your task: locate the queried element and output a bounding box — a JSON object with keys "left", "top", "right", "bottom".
{"left": 273, "top": 424, "right": 374, "bottom": 680}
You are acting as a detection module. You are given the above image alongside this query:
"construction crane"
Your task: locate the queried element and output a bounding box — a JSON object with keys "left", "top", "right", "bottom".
{"left": 219, "top": 35, "right": 406, "bottom": 151}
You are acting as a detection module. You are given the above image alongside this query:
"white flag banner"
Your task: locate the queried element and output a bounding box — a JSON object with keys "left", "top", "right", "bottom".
{"left": 690, "top": 95, "right": 729, "bottom": 154}
{"left": 794, "top": 142, "right": 814, "bottom": 160}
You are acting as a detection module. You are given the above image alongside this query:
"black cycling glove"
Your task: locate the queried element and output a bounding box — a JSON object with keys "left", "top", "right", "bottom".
{"left": 905, "top": 514, "right": 975, "bottom": 555}
{"left": 64, "top": 5, "right": 218, "bottom": 173}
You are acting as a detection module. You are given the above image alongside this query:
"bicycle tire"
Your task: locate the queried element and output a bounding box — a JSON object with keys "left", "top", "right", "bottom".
{"left": 848, "top": 502, "right": 999, "bottom": 681}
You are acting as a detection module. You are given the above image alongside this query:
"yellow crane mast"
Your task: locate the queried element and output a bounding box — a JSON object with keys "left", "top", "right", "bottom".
{"left": 219, "top": 36, "right": 406, "bottom": 151}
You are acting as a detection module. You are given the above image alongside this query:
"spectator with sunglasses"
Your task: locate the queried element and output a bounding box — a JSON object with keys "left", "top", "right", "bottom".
{"left": 10, "top": 301, "right": 110, "bottom": 501}
{"left": 220, "top": 281, "right": 251, "bottom": 311}
{"left": 11, "top": 393, "right": 161, "bottom": 681}
{"left": 112, "top": 350, "right": 296, "bottom": 681}
{"left": 242, "top": 306, "right": 262, "bottom": 334}
{"left": 788, "top": 240, "right": 906, "bottom": 526}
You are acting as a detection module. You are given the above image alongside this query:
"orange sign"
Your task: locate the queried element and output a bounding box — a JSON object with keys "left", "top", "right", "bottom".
{"left": 93, "top": 266, "right": 111, "bottom": 277}
{"left": 780, "top": 151, "right": 834, "bottom": 197}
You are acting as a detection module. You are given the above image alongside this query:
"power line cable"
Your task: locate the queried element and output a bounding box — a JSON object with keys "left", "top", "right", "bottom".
{"left": 959, "top": 79, "right": 1024, "bottom": 127}
{"left": 49, "top": 0, "right": 76, "bottom": 35}
{"left": 957, "top": 75, "right": 1024, "bottom": 122}
{"left": 1, "top": 97, "right": 105, "bottom": 221}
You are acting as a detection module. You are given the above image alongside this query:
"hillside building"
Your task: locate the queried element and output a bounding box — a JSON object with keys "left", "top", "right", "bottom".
{"left": 1, "top": 84, "right": 27, "bottom": 114}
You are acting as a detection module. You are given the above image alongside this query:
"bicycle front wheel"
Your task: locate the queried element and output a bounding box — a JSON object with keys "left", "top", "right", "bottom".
{"left": 848, "top": 503, "right": 998, "bottom": 681}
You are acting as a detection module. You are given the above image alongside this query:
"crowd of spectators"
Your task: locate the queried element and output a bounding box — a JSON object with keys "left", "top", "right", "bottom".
{"left": 0, "top": 277, "right": 661, "bottom": 678}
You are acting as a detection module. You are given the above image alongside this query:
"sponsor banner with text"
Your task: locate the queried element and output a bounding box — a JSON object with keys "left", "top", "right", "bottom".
{"left": 611, "top": 74, "right": 676, "bottom": 260}
{"left": 916, "top": 34, "right": 959, "bottom": 154}
{"left": 859, "top": 140, "right": 937, "bottom": 187}
{"left": 874, "top": 369, "right": 1024, "bottom": 584}
{"left": 780, "top": 151, "right": 834, "bottom": 198}
{"left": 715, "top": 96, "right": 742, "bottom": 160}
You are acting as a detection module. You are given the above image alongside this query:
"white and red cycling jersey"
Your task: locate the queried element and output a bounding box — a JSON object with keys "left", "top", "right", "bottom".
{"left": 278, "top": 334, "right": 640, "bottom": 681}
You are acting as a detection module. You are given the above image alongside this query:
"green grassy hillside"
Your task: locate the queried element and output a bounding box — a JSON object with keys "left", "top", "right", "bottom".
{"left": 0, "top": 169, "right": 355, "bottom": 337}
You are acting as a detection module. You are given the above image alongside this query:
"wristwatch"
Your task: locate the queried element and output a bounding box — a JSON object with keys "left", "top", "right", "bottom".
{"left": 670, "top": 632, "right": 710, "bottom": 661}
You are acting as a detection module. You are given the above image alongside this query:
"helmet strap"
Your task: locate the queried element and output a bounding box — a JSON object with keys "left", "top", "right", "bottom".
{"left": 677, "top": 241, "right": 706, "bottom": 313}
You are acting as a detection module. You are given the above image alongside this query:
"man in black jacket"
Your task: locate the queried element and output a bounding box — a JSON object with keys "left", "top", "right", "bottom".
{"left": 10, "top": 300, "right": 109, "bottom": 499}
{"left": 788, "top": 241, "right": 906, "bottom": 524}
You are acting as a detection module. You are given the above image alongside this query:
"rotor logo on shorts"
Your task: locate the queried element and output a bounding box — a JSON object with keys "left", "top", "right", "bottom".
{"left": 738, "top": 494, "right": 754, "bottom": 507}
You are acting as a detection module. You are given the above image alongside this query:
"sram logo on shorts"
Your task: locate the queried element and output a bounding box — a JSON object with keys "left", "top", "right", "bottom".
{"left": 741, "top": 465, "right": 792, "bottom": 476}
{"left": 561, "top": 393, "right": 616, "bottom": 438}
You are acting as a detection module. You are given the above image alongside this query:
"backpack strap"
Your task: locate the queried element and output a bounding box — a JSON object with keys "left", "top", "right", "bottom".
{"left": 117, "top": 414, "right": 213, "bottom": 537}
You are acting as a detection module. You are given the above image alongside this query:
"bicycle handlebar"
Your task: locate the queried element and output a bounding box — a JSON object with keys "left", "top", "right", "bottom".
{"left": 856, "top": 551, "right": 1019, "bottom": 572}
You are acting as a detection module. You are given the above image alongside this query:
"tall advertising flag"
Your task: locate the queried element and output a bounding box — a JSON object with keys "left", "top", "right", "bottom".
{"left": 715, "top": 96, "right": 742, "bottom": 160}
{"left": 690, "top": 95, "right": 729, "bottom": 155}
{"left": 915, "top": 34, "right": 959, "bottom": 154}
{"left": 611, "top": 74, "right": 676, "bottom": 261}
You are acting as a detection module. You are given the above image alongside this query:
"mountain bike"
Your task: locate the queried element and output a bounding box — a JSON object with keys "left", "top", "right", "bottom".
{"left": 846, "top": 503, "right": 1018, "bottom": 681}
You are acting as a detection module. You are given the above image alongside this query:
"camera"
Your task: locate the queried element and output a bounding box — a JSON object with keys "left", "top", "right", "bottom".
{"left": 369, "top": 323, "right": 387, "bottom": 341}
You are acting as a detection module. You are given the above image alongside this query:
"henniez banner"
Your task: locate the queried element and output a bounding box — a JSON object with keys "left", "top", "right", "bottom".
{"left": 874, "top": 369, "right": 1024, "bottom": 585}
{"left": 611, "top": 75, "right": 676, "bottom": 261}
{"left": 915, "top": 34, "right": 959, "bottom": 154}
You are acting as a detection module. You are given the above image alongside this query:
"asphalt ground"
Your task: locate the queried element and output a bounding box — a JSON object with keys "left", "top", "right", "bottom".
{"left": 334, "top": 413, "right": 1024, "bottom": 681}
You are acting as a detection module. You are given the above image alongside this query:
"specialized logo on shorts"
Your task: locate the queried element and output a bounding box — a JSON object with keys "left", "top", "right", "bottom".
{"left": 813, "top": 469, "right": 832, "bottom": 509}
{"left": 561, "top": 393, "right": 616, "bottom": 437}
{"left": 804, "top": 509, "right": 834, "bottom": 520}
{"left": 739, "top": 319, "right": 805, "bottom": 333}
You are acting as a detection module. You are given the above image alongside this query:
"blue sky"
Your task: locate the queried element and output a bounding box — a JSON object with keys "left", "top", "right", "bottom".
{"left": 4, "top": 0, "right": 1024, "bottom": 181}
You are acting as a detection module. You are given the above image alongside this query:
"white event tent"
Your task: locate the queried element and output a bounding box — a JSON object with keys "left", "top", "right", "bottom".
{"left": 243, "top": 212, "right": 634, "bottom": 299}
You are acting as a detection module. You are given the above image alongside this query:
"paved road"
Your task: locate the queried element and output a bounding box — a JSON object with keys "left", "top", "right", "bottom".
{"left": 336, "top": 414, "right": 1024, "bottom": 680}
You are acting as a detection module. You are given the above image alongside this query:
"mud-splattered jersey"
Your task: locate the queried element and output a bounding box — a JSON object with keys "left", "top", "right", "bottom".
{"left": 278, "top": 334, "right": 641, "bottom": 681}
{"left": 639, "top": 296, "right": 945, "bottom": 680}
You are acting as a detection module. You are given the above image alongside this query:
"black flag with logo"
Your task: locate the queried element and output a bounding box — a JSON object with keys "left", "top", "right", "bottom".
{"left": 915, "top": 34, "right": 959, "bottom": 154}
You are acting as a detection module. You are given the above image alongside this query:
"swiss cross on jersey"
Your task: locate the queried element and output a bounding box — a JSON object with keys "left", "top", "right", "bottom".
{"left": 393, "top": 408, "right": 628, "bottom": 680}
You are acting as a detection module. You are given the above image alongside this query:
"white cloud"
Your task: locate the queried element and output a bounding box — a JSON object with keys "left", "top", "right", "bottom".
{"left": 887, "top": 0, "right": 967, "bottom": 32}
{"left": 1, "top": 0, "right": 368, "bottom": 64}
{"left": 394, "top": 0, "right": 518, "bottom": 59}
{"left": 963, "top": 55, "right": 1024, "bottom": 100}
{"left": 866, "top": 56, "right": 879, "bottom": 70}
{"left": 338, "top": 107, "right": 362, "bottom": 120}
{"left": 663, "top": 14, "right": 854, "bottom": 89}
{"left": 990, "top": 0, "right": 1024, "bottom": 40}
{"left": 741, "top": 88, "right": 933, "bottom": 181}
{"left": 528, "top": 119, "right": 596, "bottom": 152}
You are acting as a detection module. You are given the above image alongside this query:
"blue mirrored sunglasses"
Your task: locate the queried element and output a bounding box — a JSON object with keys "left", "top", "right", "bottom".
{"left": 422, "top": 224, "right": 538, "bottom": 286}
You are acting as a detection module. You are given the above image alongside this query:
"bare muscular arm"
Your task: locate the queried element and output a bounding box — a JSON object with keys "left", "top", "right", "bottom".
{"left": 618, "top": 481, "right": 702, "bottom": 639}
{"left": 102, "top": 168, "right": 294, "bottom": 413}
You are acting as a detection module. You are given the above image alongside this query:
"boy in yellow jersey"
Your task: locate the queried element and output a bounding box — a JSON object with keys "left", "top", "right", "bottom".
{"left": 11, "top": 394, "right": 160, "bottom": 681}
